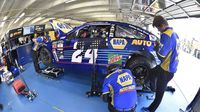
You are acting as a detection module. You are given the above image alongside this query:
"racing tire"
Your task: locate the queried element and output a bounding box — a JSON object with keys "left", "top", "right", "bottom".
{"left": 38, "top": 47, "right": 52, "bottom": 67}
{"left": 125, "top": 57, "right": 151, "bottom": 87}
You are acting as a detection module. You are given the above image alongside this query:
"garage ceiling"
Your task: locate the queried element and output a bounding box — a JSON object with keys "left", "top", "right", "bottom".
{"left": 0, "top": 0, "right": 200, "bottom": 40}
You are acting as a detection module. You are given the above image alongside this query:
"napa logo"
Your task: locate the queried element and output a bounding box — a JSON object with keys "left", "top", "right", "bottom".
{"left": 117, "top": 72, "right": 133, "bottom": 86}
{"left": 110, "top": 38, "right": 127, "bottom": 49}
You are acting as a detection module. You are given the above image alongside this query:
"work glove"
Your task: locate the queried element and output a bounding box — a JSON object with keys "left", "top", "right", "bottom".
{"left": 154, "top": 40, "right": 160, "bottom": 52}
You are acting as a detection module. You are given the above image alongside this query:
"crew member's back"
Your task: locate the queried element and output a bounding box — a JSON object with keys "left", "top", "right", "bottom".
{"left": 102, "top": 68, "right": 137, "bottom": 111}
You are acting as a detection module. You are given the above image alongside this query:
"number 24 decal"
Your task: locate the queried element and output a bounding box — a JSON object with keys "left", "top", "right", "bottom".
{"left": 71, "top": 49, "right": 98, "bottom": 64}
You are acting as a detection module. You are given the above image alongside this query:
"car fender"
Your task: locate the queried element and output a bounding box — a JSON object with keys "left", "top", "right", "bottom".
{"left": 125, "top": 50, "right": 157, "bottom": 69}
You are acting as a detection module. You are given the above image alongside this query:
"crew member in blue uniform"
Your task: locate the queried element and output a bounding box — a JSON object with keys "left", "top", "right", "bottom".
{"left": 32, "top": 34, "right": 44, "bottom": 73}
{"left": 102, "top": 64, "right": 137, "bottom": 112}
{"left": 142, "top": 15, "right": 180, "bottom": 112}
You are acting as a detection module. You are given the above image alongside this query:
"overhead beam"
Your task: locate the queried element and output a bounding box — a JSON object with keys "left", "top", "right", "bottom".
{"left": 168, "top": 0, "right": 190, "bottom": 18}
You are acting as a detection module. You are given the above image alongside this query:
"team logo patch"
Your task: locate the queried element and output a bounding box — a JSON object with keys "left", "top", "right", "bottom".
{"left": 119, "top": 85, "right": 135, "bottom": 93}
{"left": 117, "top": 72, "right": 133, "bottom": 86}
{"left": 110, "top": 38, "right": 127, "bottom": 49}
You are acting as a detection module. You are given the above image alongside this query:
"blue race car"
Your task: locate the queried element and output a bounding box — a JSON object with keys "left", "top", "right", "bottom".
{"left": 39, "top": 21, "right": 160, "bottom": 86}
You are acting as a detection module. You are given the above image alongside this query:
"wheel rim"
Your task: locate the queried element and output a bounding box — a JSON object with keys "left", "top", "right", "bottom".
{"left": 39, "top": 48, "right": 52, "bottom": 66}
{"left": 130, "top": 65, "right": 149, "bottom": 86}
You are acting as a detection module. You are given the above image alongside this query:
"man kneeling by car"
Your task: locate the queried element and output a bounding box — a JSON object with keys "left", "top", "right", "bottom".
{"left": 102, "top": 64, "right": 137, "bottom": 112}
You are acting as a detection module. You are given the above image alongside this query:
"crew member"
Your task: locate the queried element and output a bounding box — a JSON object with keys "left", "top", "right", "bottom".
{"left": 102, "top": 64, "right": 137, "bottom": 112}
{"left": 32, "top": 34, "right": 44, "bottom": 73}
{"left": 142, "top": 15, "right": 180, "bottom": 112}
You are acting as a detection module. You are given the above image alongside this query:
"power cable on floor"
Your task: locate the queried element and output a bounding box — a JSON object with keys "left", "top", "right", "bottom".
{"left": 37, "top": 97, "right": 64, "bottom": 112}
{"left": 172, "top": 79, "right": 189, "bottom": 103}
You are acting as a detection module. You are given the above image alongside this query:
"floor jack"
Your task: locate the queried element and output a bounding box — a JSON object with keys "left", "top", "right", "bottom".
{"left": 12, "top": 79, "right": 37, "bottom": 102}
{"left": 41, "top": 67, "right": 64, "bottom": 78}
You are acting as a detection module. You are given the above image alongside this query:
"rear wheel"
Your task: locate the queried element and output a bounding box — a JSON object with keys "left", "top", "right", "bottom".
{"left": 125, "top": 57, "right": 151, "bottom": 86}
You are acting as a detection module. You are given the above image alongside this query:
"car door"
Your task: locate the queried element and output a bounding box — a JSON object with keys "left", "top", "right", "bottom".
{"left": 62, "top": 24, "right": 110, "bottom": 65}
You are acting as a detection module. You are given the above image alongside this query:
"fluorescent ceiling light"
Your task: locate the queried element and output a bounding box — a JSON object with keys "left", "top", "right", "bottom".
{"left": 89, "top": 14, "right": 116, "bottom": 18}
{"left": 66, "top": 1, "right": 107, "bottom": 10}
{"left": 65, "top": 0, "right": 76, "bottom": 4}
{"left": 0, "top": 16, "right": 8, "bottom": 27}
{"left": 19, "top": 12, "right": 25, "bottom": 18}
{"left": 19, "top": 17, "right": 32, "bottom": 26}
{"left": 0, "top": 22, "right": 5, "bottom": 27}
{"left": 14, "top": 18, "right": 20, "bottom": 23}
{"left": 14, "top": 12, "right": 25, "bottom": 24}
{"left": 31, "top": 17, "right": 43, "bottom": 24}
{"left": 3, "top": 16, "right": 7, "bottom": 20}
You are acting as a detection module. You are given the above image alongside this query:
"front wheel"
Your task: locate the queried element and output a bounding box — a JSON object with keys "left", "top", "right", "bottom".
{"left": 125, "top": 57, "right": 151, "bottom": 86}
{"left": 38, "top": 47, "right": 52, "bottom": 67}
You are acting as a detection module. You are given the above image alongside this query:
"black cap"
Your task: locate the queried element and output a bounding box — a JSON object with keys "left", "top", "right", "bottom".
{"left": 107, "top": 64, "right": 121, "bottom": 74}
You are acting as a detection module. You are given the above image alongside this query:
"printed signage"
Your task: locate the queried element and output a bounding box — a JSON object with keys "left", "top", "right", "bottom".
{"left": 110, "top": 38, "right": 127, "bottom": 49}
{"left": 57, "top": 40, "right": 64, "bottom": 50}
{"left": 108, "top": 54, "right": 122, "bottom": 64}
{"left": 132, "top": 39, "right": 152, "bottom": 47}
{"left": 35, "top": 25, "right": 45, "bottom": 33}
{"left": 9, "top": 28, "right": 23, "bottom": 38}
{"left": 52, "top": 42, "right": 57, "bottom": 49}
{"left": 117, "top": 72, "right": 133, "bottom": 86}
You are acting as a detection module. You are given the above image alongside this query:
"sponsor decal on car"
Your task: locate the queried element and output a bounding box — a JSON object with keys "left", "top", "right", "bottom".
{"left": 132, "top": 39, "right": 152, "bottom": 47}
{"left": 110, "top": 38, "right": 127, "bottom": 49}
{"left": 52, "top": 42, "right": 57, "bottom": 49}
{"left": 108, "top": 54, "right": 122, "bottom": 64}
{"left": 57, "top": 40, "right": 64, "bottom": 50}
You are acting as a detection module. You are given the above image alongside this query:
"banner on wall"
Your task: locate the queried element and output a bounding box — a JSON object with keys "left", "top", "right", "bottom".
{"left": 34, "top": 25, "right": 45, "bottom": 33}
{"left": 9, "top": 28, "right": 23, "bottom": 39}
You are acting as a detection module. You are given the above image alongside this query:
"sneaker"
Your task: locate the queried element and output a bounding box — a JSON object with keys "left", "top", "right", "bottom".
{"left": 0, "top": 104, "right": 3, "bottom": 110}
{"left": 141, "top": 107, "right": 150, "bottom": 112}
{"left": 146, "top": 94, "right": 155, "bottom": 100}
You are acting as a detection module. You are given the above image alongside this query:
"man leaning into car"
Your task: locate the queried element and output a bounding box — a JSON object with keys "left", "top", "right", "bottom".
{"left": 142, "top": 15, "right": 180, "bottom": 112}
{"left": 32, "top": 33, "right": 44, "bottom": 73}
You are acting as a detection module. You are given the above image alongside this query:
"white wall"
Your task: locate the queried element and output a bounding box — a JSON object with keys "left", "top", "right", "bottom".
{"left": 168, "top": 18, "right": 200, "bottom": 41}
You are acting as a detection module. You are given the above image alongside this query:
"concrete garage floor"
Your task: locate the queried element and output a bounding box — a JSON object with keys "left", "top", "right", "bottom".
{"left": 0, "top": 51, "right": 199, "bottom": 112}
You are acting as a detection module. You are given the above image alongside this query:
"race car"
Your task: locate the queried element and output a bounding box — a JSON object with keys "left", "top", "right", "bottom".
{"left": 39, "top": 21, "right": 160, "bottom": 86}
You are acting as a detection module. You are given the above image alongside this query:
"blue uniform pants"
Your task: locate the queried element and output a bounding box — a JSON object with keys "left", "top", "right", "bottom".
{"left": 148, "top": 66, "right": 174, "bottom": 112}
{"left": 32, "top": 50, "right": 41, "bottom": 73}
